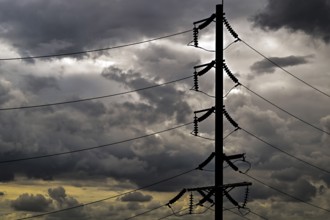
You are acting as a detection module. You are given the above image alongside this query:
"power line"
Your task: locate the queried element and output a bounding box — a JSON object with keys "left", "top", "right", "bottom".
{"left": 123, "top": 204, "right": 166, "bottom": 220}
{"left": 249, "top": 210, "right": 269, "bottom": 220}
{"left": 156, "top": 204, "right": 212, "bottom": 220}
{"left": 240, "top": 83, "right": 330, "bottom": 136}
{"left": 156, "top": 206, "right": 191, "bottom": 220}
{"left": 243, "top": 172, "right": 330, "bottom": 213}
{"left": 223, "top": 207, "right": 251, "bottom": 220}
{"left": 0, "top": 75, "right": 193, "bottom": 111}
{"left": 223, "top": 206, "right": 269, "bottom": 220}
{"left": 240, "top": 39, "right": 330, "bottom": 99}
{"left": 0, "top": 122, "right": 193, "bottom": 164}
{"left": 0, "top": 30, "right": 192, "bottom": 61}
{"left": 241, "top": 127, "right": 330, "bottom": 175}
{"left": 16, "top": 168, "right": 196, "bottom": 220}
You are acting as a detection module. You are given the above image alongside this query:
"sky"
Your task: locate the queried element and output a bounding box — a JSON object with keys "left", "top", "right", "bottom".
{"left": 0, "top": 0, "right": 330, "bottom": 219}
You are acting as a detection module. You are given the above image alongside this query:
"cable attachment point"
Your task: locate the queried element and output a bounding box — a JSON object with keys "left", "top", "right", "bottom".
{"left": 223, "top": 13, "right": 239, "bottom": 39}
{"left": 197, "top": 189, "right": 214, "bottom": 205}
{"left": 194, "top": 14, "right": 216, "bottom": 30}
{"left": 223, "top": 106, "right": 239, "bottom": 128}
{"left": 194, "top": 60, "right": 215, "bottom": 76}
{"left": 223, "top": 60, "right": 239, "bottom": 84}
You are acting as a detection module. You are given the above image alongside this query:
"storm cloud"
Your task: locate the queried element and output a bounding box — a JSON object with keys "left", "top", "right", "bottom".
{"left": 0, "top": 0, "right": 214, "bottom": 58}
{"left": 250, "top": 55, "right": 312, "bottom": 74}
{"left": 11, "top": 193, "right": 51, "bottom": 212}
{"left": 252, "top": 0, "right": 330, "bottom": 43}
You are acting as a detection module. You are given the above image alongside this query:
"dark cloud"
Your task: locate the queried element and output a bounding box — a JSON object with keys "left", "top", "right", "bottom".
{"left": 11, "top": 193, "right": 51, "bottom": 212}
{"left": 121, "top": 192, "right": 152, "bottom": 202}
{"left": 250, "top": 55, "right": 312, "bottom": 74}
{"left": 0, "top": 169, "right": 15, "bottom": 182}
{"left": 102, "top": 66, "right": 192, "bottom": 123}
{"left": 252, "top": 0, "right": 330, "bottom": 42}
{"left": 20, "top": 75, "right": 59, "bottom": 93}
{"left": 0, "top": 0, "right": 215, "bottom": 58}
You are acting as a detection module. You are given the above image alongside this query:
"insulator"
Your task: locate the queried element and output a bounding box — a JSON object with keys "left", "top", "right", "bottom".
{"left": 223, "top": 108, "right": 239, "bottom": 128}
{"left": 193, "top": 27, "right": 199, "bottom": 47}
{"left": 189, "top": 192, "right": 194, "bottom": 214}
{"left": 242, "top": 186, "right": 249, "bottom": 208}
{"left": 168, "top": 189, "right": 187, "bottom": 205}
{"left": 223, "top": 153, "right": 239, "bottom": 171}
{"left": 198, "top": 106, "right": 215, "bottom": 122}
{"left": 193, "top": 114, "right": 198, "bottom": 136}
{"left": 224, "top": 190, "right": 239, "bottom": 207}
{"left": 223, "top": 15, "right": 239, "bottom": 39}
{"left": 193, "top": 71, "right": 199, "bottom": 91}
{"left": 223, "top": 61, "right": 239, "bottom": 84}
{"left": 198, "top": 152, "right": 215, "bottom": 170}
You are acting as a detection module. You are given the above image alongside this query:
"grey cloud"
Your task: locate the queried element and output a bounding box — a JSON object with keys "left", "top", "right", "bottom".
{"left": 0, "top": 0, "right": 215, "bottom": 58}
{"left": 45, "top": 186, "right": 89, "bottom": 220}
{"left": 48, "top": 186, "right": 67, "bottom": 202}
{"left": 121, "top": 192, "right": 153, "bottom": 202}
{"left": 102, "top": 66, "right": 192, "bottom": 123}
{"left": 271, "top": 167, "right": 302, "bottom": 182}
{"left": 20, "top": 75, "right": 59, "bottom": 93}
{"left": 250, "top": 55, "right": 312, "bottom": 74}
{"left": 252, "top": 0, "right": 330, "bottom": 43}
{"left": 11, "top": 193, "right": 51, "bottom": 212}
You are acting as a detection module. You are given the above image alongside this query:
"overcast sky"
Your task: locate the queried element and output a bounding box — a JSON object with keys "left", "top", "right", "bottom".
{"left": 0, "top": 0, "right": 330, "bottom": 219}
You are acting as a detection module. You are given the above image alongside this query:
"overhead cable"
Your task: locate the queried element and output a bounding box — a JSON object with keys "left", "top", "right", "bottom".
{"left": 0, "top": 75, "right": 192, "bottom": 111}
{"left": 243, "top": 172, "right": 330, "bottom": 213}
{"left": 240, "top": 39, "right": 330, "bottom": 99}
{"left": 124, "top": 204, "right": 166, "bottom": 220}
{"left": 241, "top": 127, "right": 330, "bottom": 175}
{"left": 0, "top": 122, "right": 193, "bottom": 164}
{"left": 16, "top": 168, "right": 196, "bottom": 220}
{"left": 0, "top": 30, "right": 192, "bottom": 61}
{"left": 240, "top": 83, "right": 330, "bottom": 136}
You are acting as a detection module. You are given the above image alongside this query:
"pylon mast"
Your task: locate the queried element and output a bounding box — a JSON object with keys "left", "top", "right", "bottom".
{"left": 215, "top": 3, "right": 223, "bottom": 220}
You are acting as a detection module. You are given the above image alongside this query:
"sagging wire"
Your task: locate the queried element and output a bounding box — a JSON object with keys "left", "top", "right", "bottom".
{"left": 223, "top": 83, "right": 239, "bottom": 98}
{"left": 223, "top": 207, "right": 252, "bottom": 220}
{"left": 223, "top": 38, "right": 240, "bottom": 51}
{"left": 223, "top": 127, "right": 240, "bottom": 141}
{"left": 196, "top": 90, "right": 216, "bottom": 98}
{"left": 167, "top": 202, "right": 213, "bottom": 217}
{"left": 187, "top": 41, "right": 215, "bottom": 52}
{"left": 190, "top": 132, "right": 215, "bottom": 141}
{"left": 223, "top": 159, "right": 251, "bottom": 174}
